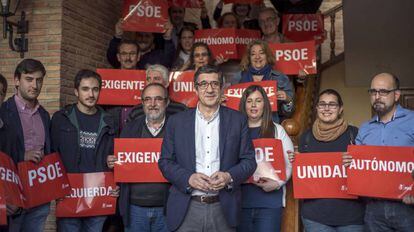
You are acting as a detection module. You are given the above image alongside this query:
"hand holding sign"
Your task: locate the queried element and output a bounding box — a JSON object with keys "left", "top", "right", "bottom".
{"left": 24, "top": 150, "right": 44, "bottom": 164}
{"left": 255, "top": 176, "right": 281, "bottom": 192}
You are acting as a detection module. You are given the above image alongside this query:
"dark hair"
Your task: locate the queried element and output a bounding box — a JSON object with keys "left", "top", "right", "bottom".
{"left": 117, "top": 39, "right": 139, "bottom": 54}
{"left": 74, "top": 69, "right": 102, "bottom": 89}
{"left": 239, "top": 85, "right": 275, "bottom": 138}
{"left": 232, "top": 4, "right": 251, "bottom": 17}
{"left": 194, "top": 65, "right": 223, "bottom": 86}
{"left": 317, "top": 89, "right": 343, "bottom": 107}
{"left": 217, "top": 12, "right": 241, "bottom": 29}
{"left": 141, "top": 82, "right": 169, "bottom": 100}
{"left": 371, "top": 72, "right": 400, "bottom": 90}
{"left": 0, "top": 74, "right": 7, "bottom": 95}
{"left": 184, "top": 42, "right": 214, "bottom": 70}
{"left": 173, "top": 26, "right": 195, "bottom": 67}
{"left": 14, "top": 59, "right": 46, "bottom": 80}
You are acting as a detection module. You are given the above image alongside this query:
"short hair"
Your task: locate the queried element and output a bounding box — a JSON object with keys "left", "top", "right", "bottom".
{"left": 168, "top": 5, "right": 185, "bottom": 16}
{"left": 194, "top": 65, "right": 223, "bottom": 86}
{"left": 318, "top": 89, "right": 344, "bottom": 107}
{"left": 141, "top": 82, "right": 169, "bottom": 100}
{"left": 146, "top": 64, "right": 169, "bottom": 84}
{"left": 240, "top": 40, "right": 276, "bottom": 71}
{"left": 371, "top": 72, "right": 400, "bottom": 90}
{"left": 217, "top": 12, "right": 241, "bottom": 29}
{"left": 117, "top": 39, "right": 139, "bottom": 54}
{"left": 74, "top": 69, "right": 102, "bottom": 90}
{"left": 0, "top": 74, "right": 7, "bottom": 95}
{"left": 14, "top": 59, "right": 46, "bottom": 80}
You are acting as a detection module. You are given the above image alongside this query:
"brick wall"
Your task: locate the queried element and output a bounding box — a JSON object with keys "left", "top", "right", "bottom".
{"left": 0, "top": 0, "right": 63, "bottom": 114}
{"left": 60, "top": 0, "right": 121, "bottom": 106}
{"left": 0, "top": 1, "right": 121, "bottom": 231}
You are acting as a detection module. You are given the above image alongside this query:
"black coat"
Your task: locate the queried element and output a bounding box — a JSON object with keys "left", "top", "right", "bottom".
{"left": 50, "top": 104, "right": 115, "bottom": 173}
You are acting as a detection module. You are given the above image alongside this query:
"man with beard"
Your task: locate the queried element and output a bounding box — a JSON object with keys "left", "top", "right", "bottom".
{"left": 50, "top": 69, "right": 117, "bottom": 231}
{"left": 0, "top": 59, "right": 51, "bottom": 232}
{"left": 107, "top": 83, "right": 170, "bottom": 232}
{"left": 106, "top": 20, "right": 175, "bottom": 69}
{"left": 343, "top": 73, "right": 414, "bottom": 232}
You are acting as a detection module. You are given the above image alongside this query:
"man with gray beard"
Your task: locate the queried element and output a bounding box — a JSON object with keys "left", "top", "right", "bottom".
{"left": 107, "top": 83, "right": 170, "bottom": 232}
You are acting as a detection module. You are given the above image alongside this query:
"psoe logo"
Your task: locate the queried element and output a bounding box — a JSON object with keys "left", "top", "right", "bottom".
{"left": 398, "top": 184, "right": 412, "bottom": 191}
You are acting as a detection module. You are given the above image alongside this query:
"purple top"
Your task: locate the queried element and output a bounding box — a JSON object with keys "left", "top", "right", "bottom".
{"left": 14, "top": 95, "right": 45, "bottom": 152}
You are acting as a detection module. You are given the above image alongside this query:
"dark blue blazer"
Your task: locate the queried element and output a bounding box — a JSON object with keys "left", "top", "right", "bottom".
{"left": 158, "top": 106, "right": 257, "bottom": 231}
{"left": 0, "top": 96, "right": 51, "bottom": 164}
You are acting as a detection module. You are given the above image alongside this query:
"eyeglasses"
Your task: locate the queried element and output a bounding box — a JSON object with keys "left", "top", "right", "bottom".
{"left": 142, "top": 96, "right": 166, "bottom": 104}
{"left": 258, "top": 17, "right": 277, "bottom": 26}
{"left": 196, "top": 81, "right": 221, "bottom": 90}
{"left": 316, "top": 102, "right": 339, "bottom": 109}
{"left": 119, "top": 52, "right": 138, "bottom": 57}
{"left": 368, "top": 88, "right": 397, "bottom": 96}
{"left": 194, "top": 52, "right": 209, "bottom": 58}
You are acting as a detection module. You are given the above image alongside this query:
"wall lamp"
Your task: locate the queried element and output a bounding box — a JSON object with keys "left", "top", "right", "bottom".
{"left": 1, "top": 0, "right": 28, "bottom": 58}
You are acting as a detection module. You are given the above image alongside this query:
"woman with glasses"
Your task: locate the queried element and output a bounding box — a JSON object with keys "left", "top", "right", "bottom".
{"left": 238, "top": 85, "right": 293, "bottom": 232}
{"left": 289, "top": 89, "right": 365, "bottom": 232}
{"left": 238, "top": 40, "right": 294, "bottom": 123}
{"left": 180, "top": 42, "right": 213, "bottom": 72}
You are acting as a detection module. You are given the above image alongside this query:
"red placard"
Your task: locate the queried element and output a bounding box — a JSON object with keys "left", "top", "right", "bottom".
{"left": 282, "top": 14, "right": 325, "bottom": 44}
{"left": 223, "top": 0, "right": 263, "bottom": 4}
{"left": 0, "top": 152, "right": 24, "bottom": 208}
{"left": 169, "top": 71, "right": 198, "bottom": 108}
{"left": 97, "top": 69, "right": 146, "bottom": 106}
{"left": 347, "top": 145, "right": 414, "bottom": 200}
{"left": 247, "top": 139, "right": 286, "bottom": 183}
{"left": 56, "top": 172, "right": 117, "bottom": 218}
{"left": 292, "top": 152, "right": 357, "bottom": 199}
{"left": 269, "top": 41, "right": 317, "bottom": 75}
{"left": 224, "top": 81, "right": 278, "bottom": 112}
{"left": 122, "top": 0, "right": 169, "bottom": 33}
{"left": 0, "top": 183, "right": 6, "bottom": 225}
{"left": 168, "top": 0, "right": 203, "bottom": 8}
{"left": 114, "top": 138, "right": 167, "bottom": 183}
{"left": 18, "top": 153, "right": 71, "bottom": 208}
{"left": 194, "top": 29, "right": 261, "bottom": 60}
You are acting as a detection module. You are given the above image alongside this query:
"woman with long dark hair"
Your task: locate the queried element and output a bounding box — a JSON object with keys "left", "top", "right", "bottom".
{"left": 238, "top": 85, "right": 293, "bottom": 232}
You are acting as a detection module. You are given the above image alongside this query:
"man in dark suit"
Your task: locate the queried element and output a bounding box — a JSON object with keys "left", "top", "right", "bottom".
{"left": 158, "top": 65, "right": 257, "bottom": 231}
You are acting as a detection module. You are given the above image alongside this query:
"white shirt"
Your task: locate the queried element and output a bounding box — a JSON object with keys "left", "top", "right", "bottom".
{"left": 145, "top": 117, "right": 165, "bottom": 137}
{"left": 193, "top": 105, "right": 220, "bottom": 196}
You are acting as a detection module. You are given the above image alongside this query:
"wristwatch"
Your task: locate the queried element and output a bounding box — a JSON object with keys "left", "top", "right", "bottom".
{"left": 185, "top": 186, "right": 193, "bottom": 194}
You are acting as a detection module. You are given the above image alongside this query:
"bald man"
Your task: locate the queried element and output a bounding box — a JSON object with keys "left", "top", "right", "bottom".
{"left": 350, "top": 73, "right": 414, "bottom": 232}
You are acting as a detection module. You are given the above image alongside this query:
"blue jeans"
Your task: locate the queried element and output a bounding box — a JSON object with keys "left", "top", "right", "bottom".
{"left": 364, "top": 200, "right": 414, "bottom": 232}
{"left": 125, "top": 204, "right": 168, "bottom": 232}
{"left": 58, "top": 216, "right": 107, "bottom": 232}
{"left": 302, "top": 217, "right": 364, "bottom": 232}
{"left": 8, "top": 203, "right": 50, "bottom": 232}
{"left": 237, "top": 208, "right": 282, "bottom": 232}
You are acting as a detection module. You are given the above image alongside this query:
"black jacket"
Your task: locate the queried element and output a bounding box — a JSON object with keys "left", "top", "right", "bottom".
{"left": 50, "top": 104, "right": 115, "bottom": 173}
{"left": 0, "top": 96, "right": 51, "bottom": 164}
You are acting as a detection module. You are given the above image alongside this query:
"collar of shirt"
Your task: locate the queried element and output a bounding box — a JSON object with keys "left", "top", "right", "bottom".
{"left": 370, "top": 104, "right": 406, "bottom": 124}
{"left": 14, "top": 94, "right": 40, "bottom": 115}
{"left": 196, "top": 104, "right": 220, "bottom": 123}
{"left": 145, "top": 116, "right": 166, "bottom": 136}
